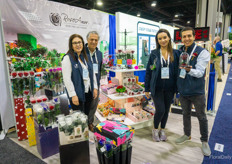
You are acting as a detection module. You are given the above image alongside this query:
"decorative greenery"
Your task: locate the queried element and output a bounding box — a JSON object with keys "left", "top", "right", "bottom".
{"left": 116, "top": 49, "right": 135, "bottom": 60}
{"left": 116, "top": 85, "right": 126, "bottom": 93}
{"left": 12, "top": 57, "right": 51, "bottom": 71}
{"left": 30, "top": 47, "right": 48, "bottom": 57}
{"left": 10, "top": 47, "right": 28, "bottom": 57}
{"left": 17, "top": 40, "right": 33, "bottom": 51}
{"left": 211, "top": 47, "right": 218, "bottom": 59}
{"left": 101, "top": 55, "right": 109, "bottom": 76}
{"left": 223, "top": 47, "right": 228, "bottom": 53}
{"left": 46, "top": 49, "right": 61, "bottom": 67}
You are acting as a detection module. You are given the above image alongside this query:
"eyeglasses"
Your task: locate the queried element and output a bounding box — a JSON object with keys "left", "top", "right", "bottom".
{"left": 72, "top": 41, "right": 83, "bottom": 45}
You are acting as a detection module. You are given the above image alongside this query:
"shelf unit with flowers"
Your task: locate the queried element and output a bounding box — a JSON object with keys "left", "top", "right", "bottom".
{"left": 97, "top": 68, "right": 153, "bottom": 129}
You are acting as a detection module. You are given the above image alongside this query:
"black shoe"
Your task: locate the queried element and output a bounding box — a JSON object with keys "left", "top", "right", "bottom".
{"left": 217, "top": 79, "right": 222, "bottom": 82}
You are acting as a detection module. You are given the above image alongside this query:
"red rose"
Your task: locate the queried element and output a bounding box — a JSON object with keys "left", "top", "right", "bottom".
{"left": 193, "top": 52, "right": 198, "bottom": 57}
{"left": 182, "top": 54, "right": 188, "bottom": 60}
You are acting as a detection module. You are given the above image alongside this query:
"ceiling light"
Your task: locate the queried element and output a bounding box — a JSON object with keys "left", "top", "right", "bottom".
{"left": 187, "top": 21, "right": 190, "bottom": 24}
{"left": 97, "top": 0, "right": 103, "bottom": 6}
{"left": 175, "top": 14, "right": 178, "bottom": 18}
{"left": 151, "top": 1, "right": 157, "bottom": 7}
{"left": 137, "top": 13, "right": 141, "bottom": 17}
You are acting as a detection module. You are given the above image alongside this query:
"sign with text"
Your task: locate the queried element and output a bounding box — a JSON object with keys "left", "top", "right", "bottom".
{"left": 138, "top": 22, "right": 159, "bottom": 35}
{"left": 174, "top": 27, "right": 210, "bottom": 42}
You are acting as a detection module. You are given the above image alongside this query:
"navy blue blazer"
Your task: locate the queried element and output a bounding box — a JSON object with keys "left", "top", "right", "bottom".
{"left": 145, "top": 49, "right": 180, "bottom": 98}
{"left": 63, "top": 52, "right": 94, "bottom": 102}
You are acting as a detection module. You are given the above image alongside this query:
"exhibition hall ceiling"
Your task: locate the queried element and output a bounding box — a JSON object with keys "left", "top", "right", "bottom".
{"left": 51, "top": 0, "right": 232, "bottom": 27}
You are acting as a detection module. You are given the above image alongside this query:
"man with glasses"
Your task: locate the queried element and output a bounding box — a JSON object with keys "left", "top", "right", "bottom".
{"left": 85, "top": 31, "right": 102, "bottom": 132}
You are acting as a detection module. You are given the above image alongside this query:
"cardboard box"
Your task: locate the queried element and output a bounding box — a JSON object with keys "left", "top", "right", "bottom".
{"left": 58, "top": 126, "right": 89, "bottom": 146}
{"left": 25, "top": 108, "right": 36, "bottom": 146}
{"left": 124, "top": 102, "right": 152, "bottom": 122}
{"left": 94, "top": 121, "right": 134, "bottom": 147}
{"left": 14, "top": 98, "right": 28, "bottom": 141}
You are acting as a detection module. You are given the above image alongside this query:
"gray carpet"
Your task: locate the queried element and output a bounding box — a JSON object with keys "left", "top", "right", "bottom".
{"left": 0, "top": 137, "right": 46, "bottom": 164}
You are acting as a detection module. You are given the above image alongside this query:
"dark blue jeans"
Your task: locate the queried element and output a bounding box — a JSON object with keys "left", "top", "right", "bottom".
{"left": 152, "top": 90, "right": 174, "bottom": 129}
{"left": 179, "top": 94, "right": 208, "bottom": 142}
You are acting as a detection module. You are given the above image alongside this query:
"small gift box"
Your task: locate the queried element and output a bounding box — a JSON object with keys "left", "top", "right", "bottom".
{"left": 94, "top": 120, "right": 134, "bottom": 147}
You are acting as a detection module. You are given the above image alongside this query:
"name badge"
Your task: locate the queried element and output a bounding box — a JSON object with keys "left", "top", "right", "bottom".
{"left": 179, "top": 69, "right": 186, "bottom": 79}
{"left": 93, "top": 63, "right": 98, "bottom": 74}
{"left": 161, "top": 67, "right": 169, "bottom": 79}
{"left": 83, "top": 68, "right": 89, "bottom": 80}
{"left": 74, "top": 64, "right": 78, "bottom": 69}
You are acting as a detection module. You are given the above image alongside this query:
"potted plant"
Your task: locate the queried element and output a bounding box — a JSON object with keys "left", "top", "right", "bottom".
{"left": 116, "top": 85, "right": 126, "bottom": 96}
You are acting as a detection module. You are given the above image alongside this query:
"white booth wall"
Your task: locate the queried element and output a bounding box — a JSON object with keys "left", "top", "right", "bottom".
{"left": 116, "top": 12, "right": 178, "bottom": 62}
{"left": 0, "top": 0, "right": 110, "bottom": 132}
{"left": 1, "top": 0, "right": 109, "bottom": 53}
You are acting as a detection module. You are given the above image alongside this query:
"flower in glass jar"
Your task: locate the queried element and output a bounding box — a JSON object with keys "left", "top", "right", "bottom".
{"left": 181, "top": 54, "right": 188, "bottom": 60}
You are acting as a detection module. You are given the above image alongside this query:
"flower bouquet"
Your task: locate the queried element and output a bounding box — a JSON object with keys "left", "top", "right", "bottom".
{"left": 116, "top": 85, "right": 126, "bottom": 96}
{"left": 211, "top": 47, "right": 218, "bottom": 60}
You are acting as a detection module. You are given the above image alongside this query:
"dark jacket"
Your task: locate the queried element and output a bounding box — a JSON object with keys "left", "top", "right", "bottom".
{"left": 177, "top": 43, "right": 206, "bottom": 96}
{"left": 63, "top": 52, "right": 94, "bottom": 102}
{"left": 85, "top": 44, "right": 102, "bottom": 88}
{"left": 145, "top": 49, "right": 180, "bottom": 98}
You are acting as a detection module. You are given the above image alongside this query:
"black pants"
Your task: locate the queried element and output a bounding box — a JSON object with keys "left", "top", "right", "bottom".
{"left": 152, "top": 90, "right": 174, "bottom": 129}
{"left": 179, "top": 94, "right": 208, "bottom": 142}
{"left": 70, "top": 91, "right": 93, "bottom": 117}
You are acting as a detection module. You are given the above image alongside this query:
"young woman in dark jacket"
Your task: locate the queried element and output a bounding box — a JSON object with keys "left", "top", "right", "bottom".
{"left": 145, "top": 29, "right": 180, "bottom": 142}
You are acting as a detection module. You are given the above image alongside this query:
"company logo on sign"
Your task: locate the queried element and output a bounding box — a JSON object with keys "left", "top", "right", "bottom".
{"left": 49, "top": 12, "right": 89, "bottom": 27}
{"left": 49, "top": 13, "right": 62, "bottom": 26}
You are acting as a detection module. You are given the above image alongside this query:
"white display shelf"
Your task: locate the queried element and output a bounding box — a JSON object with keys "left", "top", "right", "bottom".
{"left": 105, "top": 68, "right": 146, "bottom": 73}
{"left": 7, "top": 56, "right": 25, "bottom": 60}
{"left": 95, "top": 111, "right": 153, "bottom": 130}
{"left": 100, "top": 90, "right": 145, "bottom": 100}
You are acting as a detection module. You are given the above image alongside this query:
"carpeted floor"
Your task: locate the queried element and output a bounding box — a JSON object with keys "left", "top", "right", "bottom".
{"left": 203, "top": 65, "right": 232, "bottom": 163}
{"left": 0, "top": 137, "right": 46, "bottom": 164}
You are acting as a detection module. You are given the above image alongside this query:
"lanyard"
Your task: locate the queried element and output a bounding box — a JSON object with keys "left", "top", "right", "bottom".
{"left": 187, "top": 45, "right": 197, "bottom": 61}
{"left": 89, "top": 49, "right": 98, "bottom": 64}
{"left": 160, "top": 49, "right": 170, "bottom": 67}
{"left": 79, "top": 57, "right": 88, "bottom": 69}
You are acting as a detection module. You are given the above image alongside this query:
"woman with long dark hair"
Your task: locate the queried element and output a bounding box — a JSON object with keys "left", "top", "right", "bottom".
{"left": 145, "top": 29, "right": 180, "bottom": 142}
{"left": 62, "top": 34, "right": 98, "bottom": 120}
